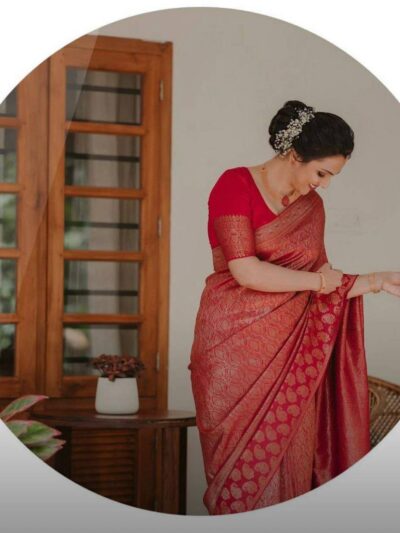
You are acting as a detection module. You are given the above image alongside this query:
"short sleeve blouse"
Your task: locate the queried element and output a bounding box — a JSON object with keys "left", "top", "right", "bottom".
{"left": 207, "top": 167, "right": 276, "bottom": 261}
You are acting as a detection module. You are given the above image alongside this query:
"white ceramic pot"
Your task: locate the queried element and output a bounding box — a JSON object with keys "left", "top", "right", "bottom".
{"left": 95, "top": 377, "right": 139, "bottom": 415}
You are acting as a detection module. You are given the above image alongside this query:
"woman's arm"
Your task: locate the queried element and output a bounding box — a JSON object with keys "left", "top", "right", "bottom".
{"left": 345, "top": 273, "right": 376, "bottom": 299}
{"left": 229, "top": 256, "right": 400, "bottom": 299}
{"left": 228, "top": 256, "right": 323, "bottom": 292}
{"left": 347, "top": 271, "right": 400, "bottom": 299}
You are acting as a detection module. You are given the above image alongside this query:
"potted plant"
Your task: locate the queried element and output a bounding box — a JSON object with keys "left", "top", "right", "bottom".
{"left": 92, "top": 354, "right": 145, "bottom": 415}
{"left": 0, "top": 395, "right": 65, "bottom": 461}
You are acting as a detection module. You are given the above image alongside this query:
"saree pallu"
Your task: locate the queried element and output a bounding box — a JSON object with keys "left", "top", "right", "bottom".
{"left": 188, "top": 190, "right": 370, "bottom": 515}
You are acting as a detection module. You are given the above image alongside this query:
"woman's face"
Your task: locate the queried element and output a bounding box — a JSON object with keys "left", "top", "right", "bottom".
{"left": 291, "top": 152, "right": 348, "bottom": 195}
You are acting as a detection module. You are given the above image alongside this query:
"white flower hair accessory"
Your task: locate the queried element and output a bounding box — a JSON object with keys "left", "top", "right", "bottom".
{"left": 273, "top": 107, "right": 315, "bottom": 155}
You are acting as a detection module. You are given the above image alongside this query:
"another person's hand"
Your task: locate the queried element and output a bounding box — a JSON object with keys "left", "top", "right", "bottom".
{"left": 379, "top": 271, "right": 400, "bottom": 297}
{"left": 317, "top": 262, "right": 344, "bottom": 294}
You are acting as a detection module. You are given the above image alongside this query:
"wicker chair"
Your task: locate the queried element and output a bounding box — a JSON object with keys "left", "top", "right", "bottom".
{"left": 368, "top": 375, "right": 400, "bottom": 447}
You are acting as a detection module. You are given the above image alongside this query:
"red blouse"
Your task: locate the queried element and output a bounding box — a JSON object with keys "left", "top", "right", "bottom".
{"left": 208, "top": 166, "right": 277, "bottom": 260}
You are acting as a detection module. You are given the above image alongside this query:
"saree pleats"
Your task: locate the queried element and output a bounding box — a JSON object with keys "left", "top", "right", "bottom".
{"left": 188, "top": 190, "right": 371, "bottom": 514}
{"left": 312, "top": 293, "right": 370, "bottom": 487}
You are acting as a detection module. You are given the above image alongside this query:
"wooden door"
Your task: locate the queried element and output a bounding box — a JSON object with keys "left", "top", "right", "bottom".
{"left": 45, "top": 37, "right": 170, "bottom": 407}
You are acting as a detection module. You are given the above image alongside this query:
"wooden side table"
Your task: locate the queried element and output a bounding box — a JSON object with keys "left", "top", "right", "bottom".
{"left": 35, "top": 408, "right": 196, "bottom": 515}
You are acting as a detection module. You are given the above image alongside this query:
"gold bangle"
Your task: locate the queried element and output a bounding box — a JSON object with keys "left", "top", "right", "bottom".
{"left": 368, "top": 272, "right": 381, "bottom": 293}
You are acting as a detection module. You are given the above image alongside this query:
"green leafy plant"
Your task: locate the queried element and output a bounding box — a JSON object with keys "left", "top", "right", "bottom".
{"left": 0, "top": 395, "right": 65, "bottom": 461}
{"left": 92, "top": 354, "right": 145, "bottom": 382}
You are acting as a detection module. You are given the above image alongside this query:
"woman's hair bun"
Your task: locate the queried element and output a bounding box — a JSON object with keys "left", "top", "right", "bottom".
{"left": 268, "top": 99, "right": 354, "bottom": 161}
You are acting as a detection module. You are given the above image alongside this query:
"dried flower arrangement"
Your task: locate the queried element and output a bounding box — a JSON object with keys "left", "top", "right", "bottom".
{"left": 92, "top": 354, "right": 145, "bottom": 382}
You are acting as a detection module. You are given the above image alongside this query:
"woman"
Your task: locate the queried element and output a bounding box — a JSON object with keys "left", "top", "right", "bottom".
{"left": 188, "top": 100, "right": 400, "bottom": 515}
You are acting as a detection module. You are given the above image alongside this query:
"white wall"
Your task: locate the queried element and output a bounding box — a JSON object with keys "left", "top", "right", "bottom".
{"left": 93, "top": 7, "right": 400, "bottom": 515}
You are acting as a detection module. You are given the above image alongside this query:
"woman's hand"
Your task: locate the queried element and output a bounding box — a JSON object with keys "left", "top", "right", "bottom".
{"left": 317, "top": 262, "right": 344, "bottom": 294}
{"left": 379, "top": 271, "right": 400, "bottom": 297}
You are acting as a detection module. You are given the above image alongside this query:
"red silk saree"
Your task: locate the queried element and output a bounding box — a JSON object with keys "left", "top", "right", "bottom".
{"left": 188, "top": 167, "right": 370, "bottom": 515}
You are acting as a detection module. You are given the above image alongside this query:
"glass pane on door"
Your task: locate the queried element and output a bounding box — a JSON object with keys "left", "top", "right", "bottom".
{"left": 0, "top": 324, "right": 15, "bottom": 376}
{"left": 64, "top": 260, "right": 140, "bottom": 314}
{"left": 0, "top": 128, "right": 17, "bottom": 183}
{"left": 66, "top": 68, "right": 142, "bottom": 125}
{"left": 0, "top": 259, "right": 16, "bottom": 313}
{"left": 64, "top": 196, "right": 140, "bottom": 251}
{"left": 65, "top": 131, "right": 141, "bottom": 188}
{"left": 0, "top": 194, "right": 17, "bottom": 247}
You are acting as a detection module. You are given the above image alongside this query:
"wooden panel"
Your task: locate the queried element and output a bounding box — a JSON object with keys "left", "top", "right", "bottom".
{"left": 63, "top": 250, "right": 144, "bottom": 262}
{"left": 70, "top": 428, "right": 137, "bottom": 506}
{"left": 0, "top": 117, "right": 22, "bottom": 128}
{"left": 0, "top": 379, "right": 20, "bottom": 397}
{"left": 0, "top": 183, "right": 20, "bottom": 193}
{"left": 63, "top": 47, "right": 153, "bottom": 74}
{"left": 0, "top": 249, "right": 19, "bottom": 259}
{"left": 63, "top": 313, "right": 143, "bottom": 324}
{"left": 156, "top": 43, "right": 173, "bottom": 410}
{"left": 136, "top": 49, "right": 160, "bottom": 398}
{"left": 64, "top": 185, "right": 145, "bottom": 200}
{"left": 19, "top": 61, "right": 49, "bottom": 395}
{"left": 156, "top": 427, "right": 180, "bottom": 513}
{"left": 66, "top": 120, "right": 146, "bottom": 136}
{"left": 46, "top": 47, "right": 66, "bottom": 397}
{"left": 135, "top": 427, "right": 156, "bottom": 510}
{"left": 65, "top": 35, "right": 168, "bottom": 56}
{"left": 154, "top": 427, "right": 188, "bottom": 514}
{"left": 0, "top": 313, "right": 18, "bottom": 323}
